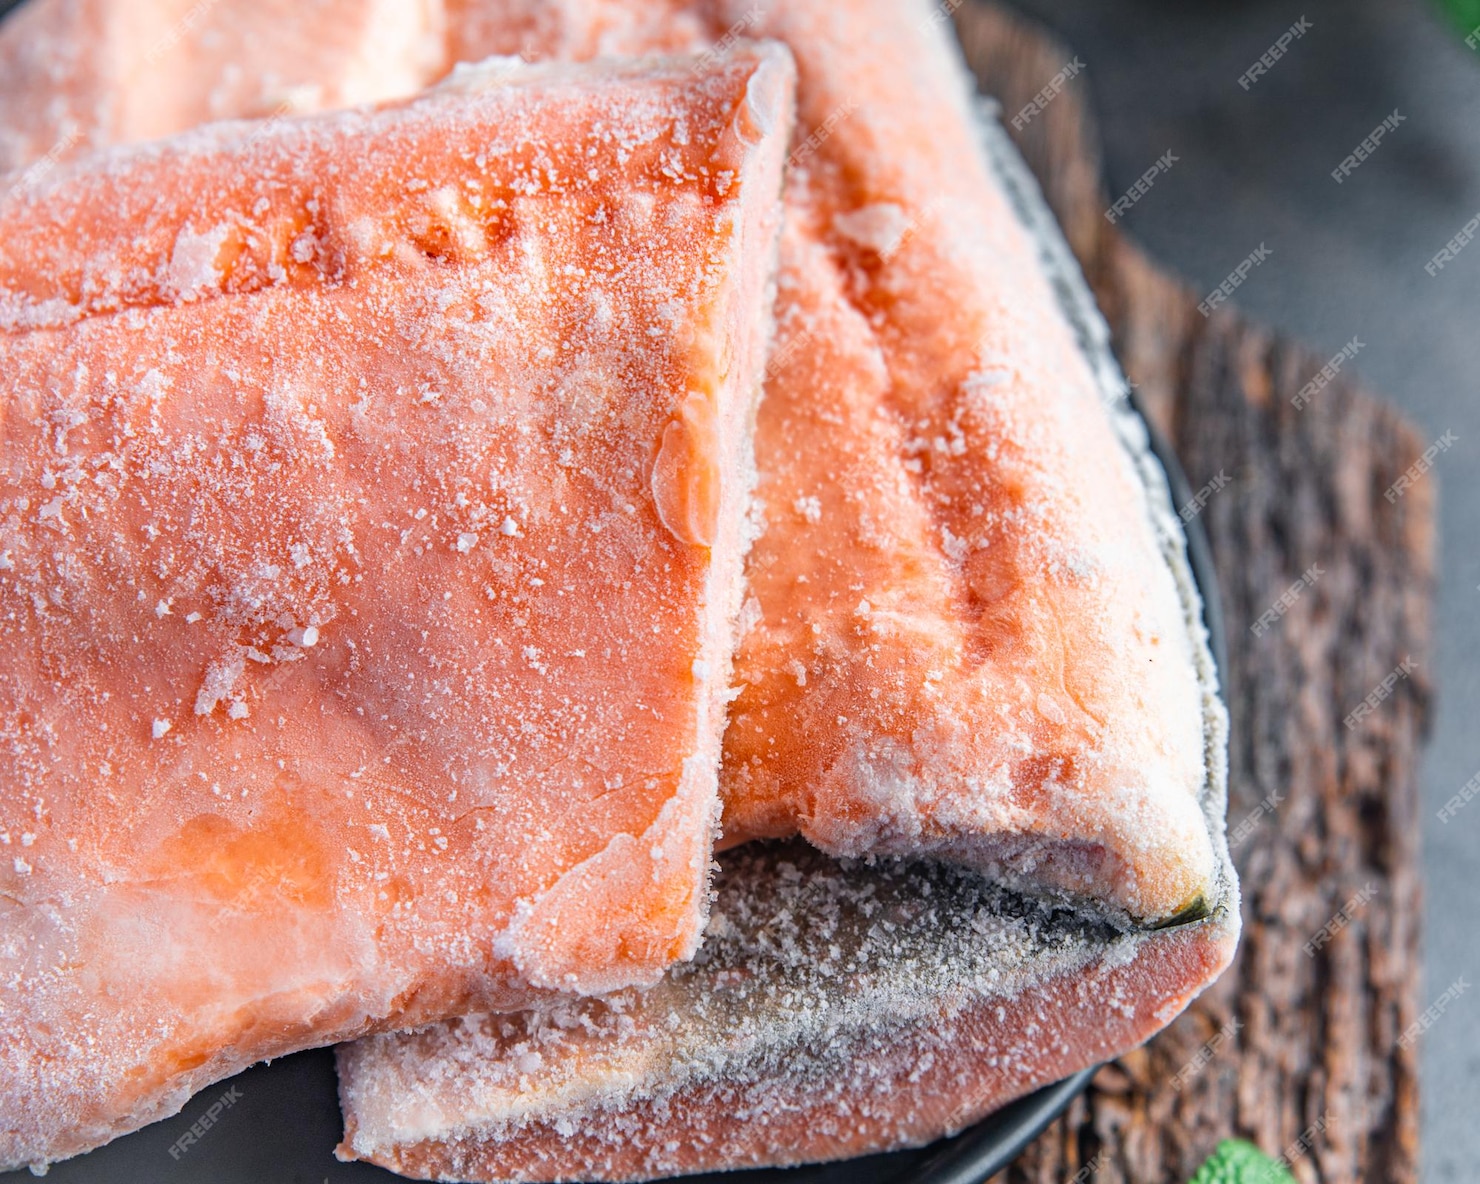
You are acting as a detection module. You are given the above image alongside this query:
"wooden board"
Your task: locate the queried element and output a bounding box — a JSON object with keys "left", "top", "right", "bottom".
{"left": 954, "top": 5, "right": 1434, "bottom": 1182}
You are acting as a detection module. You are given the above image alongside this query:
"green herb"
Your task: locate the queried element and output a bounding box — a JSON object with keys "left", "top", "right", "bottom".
{"left": 1437, "top": 0, "right": 1480, "bottom": 37}
{"left": 1188, "top": 1140, "right": 1297, "bottom": 1184}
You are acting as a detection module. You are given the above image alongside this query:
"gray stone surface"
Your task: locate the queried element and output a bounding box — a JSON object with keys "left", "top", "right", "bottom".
{"left": 1001, "top": 2, "right": 1480, "bottom": 1179}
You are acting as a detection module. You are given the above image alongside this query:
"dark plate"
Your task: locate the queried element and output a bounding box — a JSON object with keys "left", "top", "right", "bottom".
{"left": 0, "top": 0, "right": 1224, "bottom": 1175}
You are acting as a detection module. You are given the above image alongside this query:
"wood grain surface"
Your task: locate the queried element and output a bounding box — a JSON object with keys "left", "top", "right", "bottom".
{"left": 955, "top": 5, "right": 1435, "bottom": 1182}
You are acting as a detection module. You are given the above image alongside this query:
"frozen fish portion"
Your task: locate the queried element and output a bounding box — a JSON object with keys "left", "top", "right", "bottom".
{"left": 0, "top": 43, "right": 794, "bottom": 1170}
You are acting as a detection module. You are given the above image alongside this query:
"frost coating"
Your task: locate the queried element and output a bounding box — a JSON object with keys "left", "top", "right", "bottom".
{"left": 338, "top": 839, "right": 1240, "bottom": 1179}
{"left": 0, "top": 45, "right": 795, "bottom": 1172}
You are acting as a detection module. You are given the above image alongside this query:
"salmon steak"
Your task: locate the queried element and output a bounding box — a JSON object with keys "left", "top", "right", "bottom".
{"left": 0, "top": 43, "right": 793, "bottom": 1171}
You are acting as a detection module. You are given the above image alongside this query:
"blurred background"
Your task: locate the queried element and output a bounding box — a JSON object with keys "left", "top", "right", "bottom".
{"left": 998, "top": 1, "right": 1477, "bottom": 1179}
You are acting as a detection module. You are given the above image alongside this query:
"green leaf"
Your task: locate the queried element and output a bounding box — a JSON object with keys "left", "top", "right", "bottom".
{"left": 1436, "top": 0, "right": 1480, "bottom": 35}
{"left": 1187, "top": 1140, "right": 1298, "bottom": 1184}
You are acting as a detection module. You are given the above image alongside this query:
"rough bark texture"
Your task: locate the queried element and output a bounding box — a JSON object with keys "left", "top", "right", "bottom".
{"left": 954, "top": 5, "right": 1434, "bottom": 1182}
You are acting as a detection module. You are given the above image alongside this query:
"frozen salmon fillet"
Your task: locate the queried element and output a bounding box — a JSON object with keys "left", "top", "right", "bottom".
{"left": 0, "top": 43, "right": 794, "bottom": 1171}
{"left": 0, "top": 0, "right": 1220, "bottom": 927}
{"left": 333, "top": 17, "right": 1239, "bottom": 1175}
{"left": 0, "top": 0, "right": 446, "bottom": 176}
